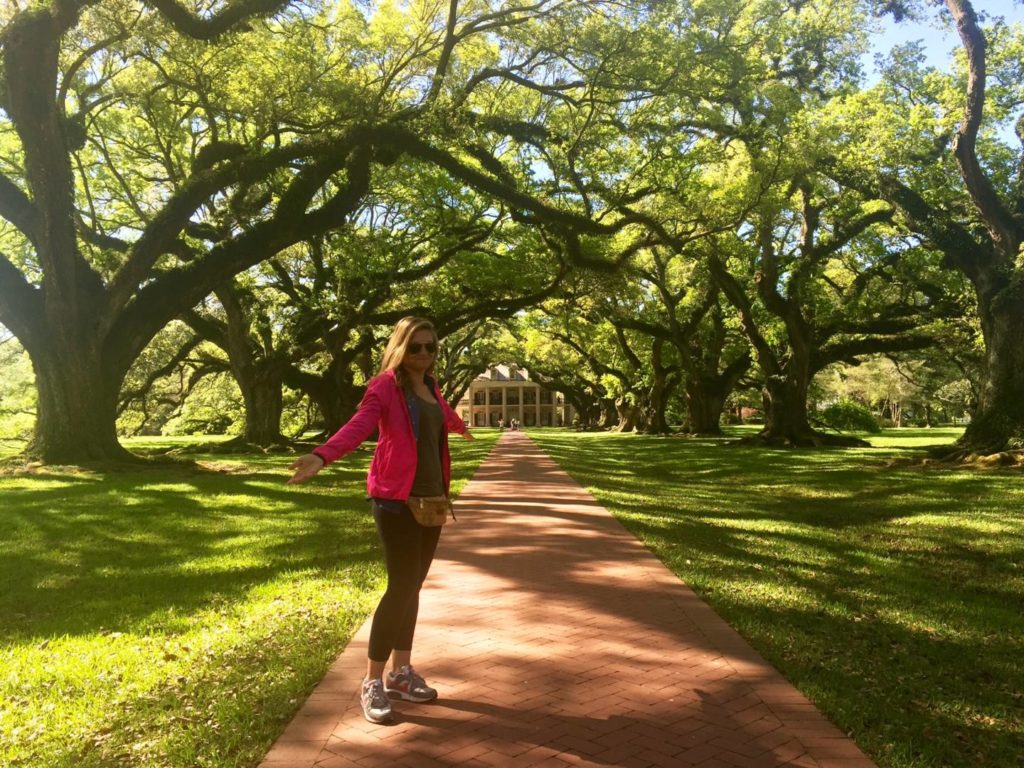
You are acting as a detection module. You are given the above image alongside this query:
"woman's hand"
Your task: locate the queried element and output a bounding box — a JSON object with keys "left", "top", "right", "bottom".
{"left": 461, "top": 431, "right": 475, "bottom": 441}
{"left": 287, "top": 453, "right": 325, "bottom": 484}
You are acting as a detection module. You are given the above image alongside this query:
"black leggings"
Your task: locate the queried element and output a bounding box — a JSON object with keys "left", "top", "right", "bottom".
{"left": 368, "top": 503, "right": 442, "bottom": 662}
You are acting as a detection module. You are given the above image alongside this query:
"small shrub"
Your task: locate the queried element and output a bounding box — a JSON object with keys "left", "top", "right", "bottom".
{"left": 820, "top": 399, "right": 881, "bottom": 433}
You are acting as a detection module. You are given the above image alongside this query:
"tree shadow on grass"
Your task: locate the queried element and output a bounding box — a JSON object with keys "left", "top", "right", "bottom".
{"left": 0, "top": 462, "right": 381, "bottom": 640}
{"left": 535, "top": 433, "right": 1014, "bottom": 524}
{"left": 439, "top": 501, "right": 1022, "bottom": 767}
{"left": 703, "top": 602, "right": 1024, "bottom": 768}
{"left": 0, "top": 433, "right": 494, "bottom": 642}
{"left": 451, "top": 434, "right": 1024, "bottom": 767}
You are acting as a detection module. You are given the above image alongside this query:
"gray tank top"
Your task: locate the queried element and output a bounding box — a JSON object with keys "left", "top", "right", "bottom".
{"left": 409, "top": 394, "right": 445, "bottom": 497}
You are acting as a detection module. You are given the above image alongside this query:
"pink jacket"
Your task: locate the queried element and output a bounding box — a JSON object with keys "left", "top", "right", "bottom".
{"left": 312, "top": 369, "right": 467, "bottom": 499}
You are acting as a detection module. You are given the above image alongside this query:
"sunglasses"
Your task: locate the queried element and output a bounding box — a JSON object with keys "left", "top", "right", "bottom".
{"left": 407, "top": 342, "right": 437, "bottom": 355}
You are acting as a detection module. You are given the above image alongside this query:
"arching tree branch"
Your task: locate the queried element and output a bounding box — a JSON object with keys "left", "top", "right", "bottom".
{"left": 145, "top": 0, "right": 290, "bottom": 41}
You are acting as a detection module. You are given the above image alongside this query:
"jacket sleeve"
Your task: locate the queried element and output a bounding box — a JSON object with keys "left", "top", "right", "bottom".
{"left": 436, "top": 386, "right": 467, "bottom": 434}
{"left": 312, "top": 377, "right": 388, "bottom": 465}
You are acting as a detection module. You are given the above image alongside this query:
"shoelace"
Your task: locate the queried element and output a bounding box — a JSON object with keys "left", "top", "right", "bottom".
{"left": 365, "top": 680, "right": 389, "bottom": 707}
{"left": 397, "top": 665, "right": 425, "bottom": 688}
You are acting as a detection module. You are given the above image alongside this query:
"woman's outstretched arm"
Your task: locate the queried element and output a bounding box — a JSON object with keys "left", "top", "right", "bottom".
{"left": 285, "top": 377, "right": 387, "bottom": 483}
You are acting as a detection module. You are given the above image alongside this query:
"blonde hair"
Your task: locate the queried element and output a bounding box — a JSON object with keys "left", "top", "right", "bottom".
{"left": 379, "top": 316, "right": 438, "bottom": 389}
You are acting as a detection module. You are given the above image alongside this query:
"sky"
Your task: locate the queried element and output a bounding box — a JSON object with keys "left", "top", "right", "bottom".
{"left": 866, "top": 0, "right": 1024, "bottom": 76}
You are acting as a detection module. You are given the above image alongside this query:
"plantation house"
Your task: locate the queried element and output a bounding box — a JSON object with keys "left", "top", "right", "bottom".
{"left": 457, "top": 365, "right": 572, "bottom": 427}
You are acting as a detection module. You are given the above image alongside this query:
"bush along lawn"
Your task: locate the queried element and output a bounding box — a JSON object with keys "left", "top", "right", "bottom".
{"left": 529, "top": 428, "right": 1023, "bottom": 768}
{"left": 0, "top": 431, "right": 498, "bottom": 768}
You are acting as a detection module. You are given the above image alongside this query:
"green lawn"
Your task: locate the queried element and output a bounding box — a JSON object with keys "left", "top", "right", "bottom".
{"left": 0, "top": 437, "right": 28, "bottom": 461}
{"left": 0, "top": 431, "right": 499, "bottom": 768}
{"left": 528, "top": 427, "right": 1024, "bottom": 768}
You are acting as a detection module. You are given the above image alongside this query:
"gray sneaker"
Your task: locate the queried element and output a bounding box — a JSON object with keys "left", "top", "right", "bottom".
{"left": 360, "top": 678, "right": 393, "bottom": 723}
{"left": 385, "top": 664, "right": 438, "bottom": 703}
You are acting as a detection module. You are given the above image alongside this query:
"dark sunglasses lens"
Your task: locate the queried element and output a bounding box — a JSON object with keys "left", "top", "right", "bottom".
{"left": 409, "top": 342, "right": 437, "bottom": 354}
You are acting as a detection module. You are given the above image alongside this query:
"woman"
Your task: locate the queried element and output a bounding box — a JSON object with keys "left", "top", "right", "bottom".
{"left": 287, "top": 316, "right": 474, "bottom": 724}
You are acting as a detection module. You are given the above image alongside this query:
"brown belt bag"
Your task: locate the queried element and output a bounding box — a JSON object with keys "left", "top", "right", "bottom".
{"left": 407, "top": 495, "right": 453, "bottom": 526}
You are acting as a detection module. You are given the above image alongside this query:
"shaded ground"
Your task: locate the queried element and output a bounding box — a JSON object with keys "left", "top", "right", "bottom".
{"left": 262, "top": 433, "right": 875, "bottom": 768}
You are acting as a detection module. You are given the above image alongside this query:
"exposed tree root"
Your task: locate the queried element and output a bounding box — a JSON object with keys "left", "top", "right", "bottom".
{"left": 0, "top": 452, "right": 188, "bottom": 474}
{"left": 163, "top": 435, "right": 297, "bottom": 455}
{"left": 0, "top": 456, "right": 99, "bottom": 475}
{"left": 877, "top": 443, "right": 1024, "bottom": 470}
{"left": 735, "top": 431, "right": 870, "bottom": 448}
{"left": 917, "top": 447, "right": 1024, "bottom": 469}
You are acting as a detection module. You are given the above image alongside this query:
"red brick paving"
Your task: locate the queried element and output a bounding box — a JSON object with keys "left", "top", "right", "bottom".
{"left": 260, "top": 432, "right": 876, "bottom": 768}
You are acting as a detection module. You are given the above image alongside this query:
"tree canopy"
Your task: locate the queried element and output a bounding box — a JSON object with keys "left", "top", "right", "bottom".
{"left": 1, "top": 0, "right": 1023, "bottom": 461}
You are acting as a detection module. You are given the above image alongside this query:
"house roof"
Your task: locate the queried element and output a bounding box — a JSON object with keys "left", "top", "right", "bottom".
{"left": 477, "top": 364, "right": 529, "bottom": 382}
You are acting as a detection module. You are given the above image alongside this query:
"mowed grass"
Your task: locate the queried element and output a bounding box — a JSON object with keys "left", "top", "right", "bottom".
{"left": 0, "top": 431, "right": 498, "bottom": 768}
{"left": 528, "top": 427, "right": 1024, "bottom": 768}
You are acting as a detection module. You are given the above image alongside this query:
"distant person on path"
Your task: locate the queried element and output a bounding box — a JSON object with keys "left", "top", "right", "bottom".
{"left": 286, "top": 316, "right": 474, "bottom": 724}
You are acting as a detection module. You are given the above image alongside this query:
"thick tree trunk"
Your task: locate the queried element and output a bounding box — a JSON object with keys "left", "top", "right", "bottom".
{"left": 29, "top": 346, "right": 134, "bottom": 463}
{"left": 3, "top": 11, "right": 131, "bottom": 464}
{"left": 958, "top": 287, "right": 1024, "bottom": 452}
{"left": 645, "top": 370, "right": 672, "bottom": 434}
{"left": 643, "top": 341, "right": 675, "bottom": 434}
{"left": 210, "top": 283, "right": 288, "bottom": 446}
{"left": 645, "top": 406, "right": 670, "bottom": 434}
{"left": 317, "top": 393, "right": 358, "bottom": 435}
{"left": 759, "top": 374, "right": 868, "bottom": 447}
{"left": 564, "top": 394, "right": 597, "bottom": 429}
{"left": 282, "top": 364, "right": 363, "bottom": 439}
{"left": 941, "top": 0, "right": 1024, "bottom": 456}
{"left": 760, "top": 376, "right": 817, "bottom": 445}
{"left": 309, "top": 377, "right": 365, "bottom": 435}
{"left": 238, "top": 364, "right": 287, "bottom": 445}
{"left": 684, "top": 378, "right": 727, "bottom": 435}
{"left": 598, "top": 398, "right": 618, "bottom": 430}
{"left": 614, "top": 399, "right": 641, "bottom": 432}
{"left": 681, "top": 349, "right": 752, "bottom": 434}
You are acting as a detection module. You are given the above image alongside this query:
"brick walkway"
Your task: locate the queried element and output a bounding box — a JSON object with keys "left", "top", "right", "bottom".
{"left": 260, "top": 432, "right": 876, "bottom": 768}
